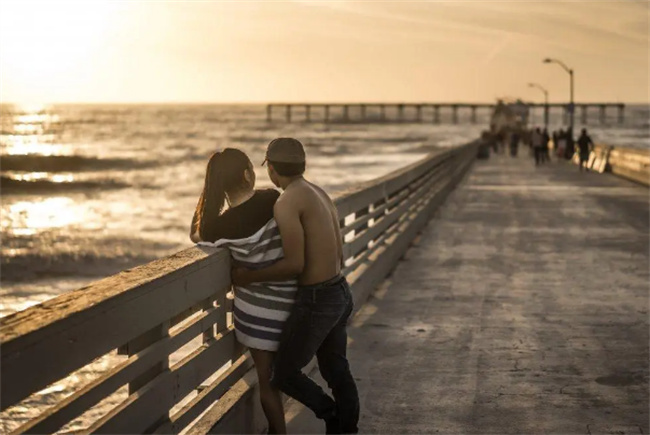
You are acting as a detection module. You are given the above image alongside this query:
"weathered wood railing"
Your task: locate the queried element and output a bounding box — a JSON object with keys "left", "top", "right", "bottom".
{"left": 0, "top": 141, "right": 479, "bottom": 434}
{"left": 576, "top": 145, "right": 649, "bottom": 186}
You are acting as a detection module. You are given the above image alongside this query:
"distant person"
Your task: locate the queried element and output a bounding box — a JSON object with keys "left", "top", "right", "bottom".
{"left": 190, "top": 148, "right": 291, "bottom": 434}
{"left": 555, "top": 129, "right": 566, "bottom": 159}
{"left": 532, "top": 127, "right": 544, "bottom": 166}
{"left": 232, "top": 138, "right": 360, "bottom": 434}
{"left": 564, "top": 127, "right": 575, "bottom": 160}
{"left": 509, "top": 131, "right": 519, "bottom": 157}
{"left": 496, "top": 130, "right": 506, "bottom": 154}
{"left": 542, "top": 128, "right": 550, "bottom": 162}
{"left": 577, "top": 128, "right": 595, "bottom": 171}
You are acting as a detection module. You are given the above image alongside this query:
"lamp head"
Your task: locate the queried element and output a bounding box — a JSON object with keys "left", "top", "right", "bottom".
{"left": 543, "top": 58, "right": 552, "bottom": 63}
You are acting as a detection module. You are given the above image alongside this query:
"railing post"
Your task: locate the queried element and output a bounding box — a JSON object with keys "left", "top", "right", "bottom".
{"left": 371, "top": 197, "right": 387, "bottom": 244}
{"left": 356, "top": 206, "right": 370, "bottom": 250}
{"left": 122, "top": 321, "right": 171, "bottom": 431}
{"left": 202, "top": 299, "right": 216, "bottom": 344}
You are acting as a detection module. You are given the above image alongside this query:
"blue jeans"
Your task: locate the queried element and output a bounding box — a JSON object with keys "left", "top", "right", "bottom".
{"left": 271, "top": 275, "right": 359, "bottom": 433}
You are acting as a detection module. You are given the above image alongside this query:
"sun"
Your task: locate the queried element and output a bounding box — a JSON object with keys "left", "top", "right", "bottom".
{"left": 0, "top": 0, "right": 120, "bottom": 104}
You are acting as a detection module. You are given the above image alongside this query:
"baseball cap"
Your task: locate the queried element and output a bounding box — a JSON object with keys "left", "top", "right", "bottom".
{"left": 261, "top": 137, "right": 306, "bottom": 166}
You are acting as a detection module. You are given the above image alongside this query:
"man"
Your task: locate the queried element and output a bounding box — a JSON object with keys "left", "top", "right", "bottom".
{"left": 232, "top": 138, "right": 360, "bottom": 434}
{"left": 564, "top": 127, "right": 575, "bottom": 160}
{"left": 577, "top": 128, "right": 595, "bottom": 172}
{"left": 531, "top": 127, "right": 544, "bottom": 166}
{"left": 542, "top": 128, "right": 551, "bottom": 162}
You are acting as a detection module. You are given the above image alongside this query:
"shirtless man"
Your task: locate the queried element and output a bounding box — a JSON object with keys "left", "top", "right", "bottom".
{"left": 232, "top": 138, "right": 359, "bottom": 434}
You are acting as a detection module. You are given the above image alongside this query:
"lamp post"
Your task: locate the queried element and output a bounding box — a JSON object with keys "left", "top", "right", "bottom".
{"left": 543, "top": 58, "right": 574, "bottom": 135}
{"left": 528, "top": 82, "right": 549, "bottom": 130}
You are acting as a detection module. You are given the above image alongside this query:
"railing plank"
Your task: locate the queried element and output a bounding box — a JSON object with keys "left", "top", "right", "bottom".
{"left": 1, "top": 248, "right": 230, "bottom": 411}
{"left": 343, "top": 166, "right": 451, "bottom": 276}
{"left": 333, "top": 149, "right": 453, "bottom": 216}
{"left": 340, "top": 188, "right": 409, "bottom": 238}
{"left": 348, "top": 151, "right": 472, "bottom": 309}
{"left": 157, "top": 354, "right": 255, "bottom": 434}
{"left": 89, "top": 328, "right": 239, "bottom": 434}
{"left": 14, "top": 301, "right": 225, "bottom": 435}
{"left": 343, "top": 163, "right": 449, "bottom": 261}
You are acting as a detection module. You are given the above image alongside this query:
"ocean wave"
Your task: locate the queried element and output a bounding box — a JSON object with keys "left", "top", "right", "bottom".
{"left": 1, "top": 237, "right": 181, "bottom": 283}
{"left": 1, "top": 154, "right": 155, "bottom": 172}
{"left": 1, "top": 252, "right": 154, "bottom": 283}
{"left": 0, "top": 176, "right": 131, "bottom": 194}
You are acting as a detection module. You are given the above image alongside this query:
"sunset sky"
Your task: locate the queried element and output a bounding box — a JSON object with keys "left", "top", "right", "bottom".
{"left": 1, "top": 0, "right": 648, "bottom": 104}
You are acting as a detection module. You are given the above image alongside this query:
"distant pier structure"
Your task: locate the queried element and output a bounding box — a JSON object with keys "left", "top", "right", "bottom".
{"left": 266, "top": 102, "right": 625, "bottom": 125}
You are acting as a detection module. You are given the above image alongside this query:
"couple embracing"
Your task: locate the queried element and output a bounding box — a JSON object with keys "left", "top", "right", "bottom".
{"left": 190, "top": 138, "right": 359, "bottom": 434}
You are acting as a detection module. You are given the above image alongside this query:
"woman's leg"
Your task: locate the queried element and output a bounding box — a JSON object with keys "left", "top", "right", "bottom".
{"left": 250, "top": 348, "right": 286, "bottom": 434}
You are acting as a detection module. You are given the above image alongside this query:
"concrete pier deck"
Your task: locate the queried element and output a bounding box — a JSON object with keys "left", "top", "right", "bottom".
{"left": 287, "top": 153, "right": 649, "bottom": 434}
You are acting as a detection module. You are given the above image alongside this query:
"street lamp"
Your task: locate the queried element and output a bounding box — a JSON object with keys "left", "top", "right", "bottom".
{"left": 528, "top": 82, "right": 549, "bottom": 129}
{"left": 543, "top": 57, "right": 574, "bottom": 136}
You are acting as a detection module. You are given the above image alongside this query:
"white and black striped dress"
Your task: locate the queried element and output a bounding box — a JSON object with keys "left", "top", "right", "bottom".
{"left": 197, "top": 189, "right": 296, "bottom": 351}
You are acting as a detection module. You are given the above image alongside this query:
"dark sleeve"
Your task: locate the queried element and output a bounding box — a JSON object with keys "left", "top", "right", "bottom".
{"left": 202, "top": 190, "right": 279, "bottom": 242}
{"left": 200, "top": 213, "right": 232, "bottom": 243}
{"left": 260, "top": 188, "right": 281, "bottom": 203}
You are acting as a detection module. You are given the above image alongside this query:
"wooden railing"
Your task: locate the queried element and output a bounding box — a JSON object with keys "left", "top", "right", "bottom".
{"left": 0, "top": 141, "right": 479, "bottom": 434}
{"left": 576, "top": 145, "right": 649, "bottom": 186}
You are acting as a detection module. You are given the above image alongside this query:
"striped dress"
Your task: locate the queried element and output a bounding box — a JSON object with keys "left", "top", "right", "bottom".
{"left": 199, "top": 218, "right": 297, "bottom": 351}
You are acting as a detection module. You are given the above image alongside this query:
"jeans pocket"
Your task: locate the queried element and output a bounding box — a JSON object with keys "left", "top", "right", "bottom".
{"left": 311, "top": 304, "right": 345, "bottom": 330}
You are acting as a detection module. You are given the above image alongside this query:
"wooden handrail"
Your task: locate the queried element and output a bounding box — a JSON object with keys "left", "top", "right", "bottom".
{"left": 579, "top": 144, "right": 649, "bottom": 186}
{"left": 0, "top": 141, "right": 479, "bottom": 434}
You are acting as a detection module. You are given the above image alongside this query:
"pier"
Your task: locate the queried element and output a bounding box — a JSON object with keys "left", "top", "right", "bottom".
{"left": 1, "top": 142, "right": 648, "bottom": 434}
{"left": 266, "top": 102, "right": 626, "bottom": 125}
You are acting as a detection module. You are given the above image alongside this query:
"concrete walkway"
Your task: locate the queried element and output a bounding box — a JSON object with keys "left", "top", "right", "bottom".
{"left": 287, "top": 153, "right": 649, "bottom": 434}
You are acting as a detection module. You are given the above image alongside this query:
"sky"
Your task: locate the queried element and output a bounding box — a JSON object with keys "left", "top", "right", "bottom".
{"left": 0, "top": 0, "right": 648, "bottom": 104}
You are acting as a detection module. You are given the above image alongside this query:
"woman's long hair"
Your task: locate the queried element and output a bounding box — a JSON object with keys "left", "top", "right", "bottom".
{"left": 194, "top": 148, "right": 252, "bottom": 240}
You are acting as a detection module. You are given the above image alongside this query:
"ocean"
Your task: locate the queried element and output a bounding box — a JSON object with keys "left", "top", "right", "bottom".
{"left": 0, "top": 102, "right": 648, "bottom": 432}
{"left": 1, "top": 103, "right": 649, "bottom": 319}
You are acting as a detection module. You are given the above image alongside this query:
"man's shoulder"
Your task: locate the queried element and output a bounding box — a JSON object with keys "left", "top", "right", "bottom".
{"left": 277, "top": 181, "right": 332, "bottom": 210}
{"left": 275, "top": 187, "right": 301, "bottom": 210}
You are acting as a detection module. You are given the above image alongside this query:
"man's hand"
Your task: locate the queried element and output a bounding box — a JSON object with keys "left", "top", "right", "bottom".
{"left": 231, "top": 267, "right": 253, "bottom": 286}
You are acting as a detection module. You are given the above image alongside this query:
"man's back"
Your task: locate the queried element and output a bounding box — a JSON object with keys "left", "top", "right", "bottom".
{"left": 280, "top": 179, "right": 341, "bottom": 285}
{"left": 578, "top": 134, "right": 592, "bottom": 153}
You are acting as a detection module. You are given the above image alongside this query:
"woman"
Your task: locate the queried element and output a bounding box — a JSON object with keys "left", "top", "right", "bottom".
{"left": 190, "top": 148, "right": 294, "bottom": 434}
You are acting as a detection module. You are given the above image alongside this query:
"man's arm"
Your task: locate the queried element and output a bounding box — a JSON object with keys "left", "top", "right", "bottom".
{"left": 232, "top": 196, "right": 304, "bottom": 285}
